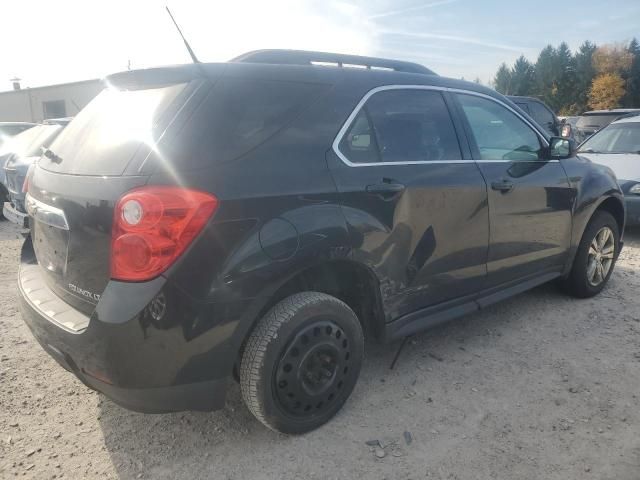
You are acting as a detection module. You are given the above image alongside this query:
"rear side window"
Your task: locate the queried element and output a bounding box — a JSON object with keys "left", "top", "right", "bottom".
{"left": 515, "top": 102, "right": 531, "bottom": 115}
{"left": 171, "top": 78, "right": 330, "bottom": 168}
{"left": 338, "top": 89, "right": 462, "bottom": 164}
{"left": 41, "top": 83, "right": 186, "bottom": 175}
{"left": 529, "top": 101, "right": 555, "bottom": 127}
{"left": 457, "top": 93, "right": 543, "bottom": 161}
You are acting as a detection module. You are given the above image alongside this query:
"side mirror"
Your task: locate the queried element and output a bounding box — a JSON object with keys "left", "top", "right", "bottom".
{"left": 549, "top": 136, "right": 576, "bottom": 159}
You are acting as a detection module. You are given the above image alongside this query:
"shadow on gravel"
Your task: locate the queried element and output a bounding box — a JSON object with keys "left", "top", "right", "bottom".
{"left": 95, "top": 279, "right": 575, "bottom": 478}
{"left": 96, "top": 228, "right": 640, "bottom": 478}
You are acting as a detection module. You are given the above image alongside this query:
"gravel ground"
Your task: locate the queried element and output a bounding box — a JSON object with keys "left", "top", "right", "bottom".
{"left": 1, "top": 218, "right": 639, "bottom": 480}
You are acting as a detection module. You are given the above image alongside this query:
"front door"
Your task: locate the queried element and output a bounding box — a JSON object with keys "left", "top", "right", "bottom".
{"left": 328, "top": 87, "right": 489, "bottom": 320}
{"left": 453, "top": 93, "right": 574, "bottom": 288}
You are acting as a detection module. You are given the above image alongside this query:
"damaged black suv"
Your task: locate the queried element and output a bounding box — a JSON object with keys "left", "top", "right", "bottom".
{"left": 19, "top": 50, "right": 624, "bottom": 434}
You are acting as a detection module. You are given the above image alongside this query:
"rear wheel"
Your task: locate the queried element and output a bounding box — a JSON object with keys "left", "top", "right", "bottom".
{"left": 565, "top": 210, "right": 620, "bottom": 298}
{"left": 240, "top": 292, "right": 364, "bottom": 434}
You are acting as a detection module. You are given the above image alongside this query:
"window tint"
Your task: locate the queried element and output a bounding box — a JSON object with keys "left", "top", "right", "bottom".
{"left": 515, "top": 102, "right": 530, "bottom": 115}
{"left": 457, "top": 94, "right": 543, "bottom": 161}
{"left": 529, "top": 101, "right": 555, "bottom": 128}
{"left": 171, "top": 78, "right": 330, "bottom": 168}
{"left": 339, "top": 89, "right": 461, "bottom": 163}
{"left": 42, "top": 84, "right": 185, "bottom": 175}
{"left": 339, "top": 109, "right": 380, "bottom": 164}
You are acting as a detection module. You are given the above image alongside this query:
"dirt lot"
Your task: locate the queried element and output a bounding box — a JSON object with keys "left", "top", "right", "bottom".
{"left": 1, "top": 219, "right": 639, "bottom": 480}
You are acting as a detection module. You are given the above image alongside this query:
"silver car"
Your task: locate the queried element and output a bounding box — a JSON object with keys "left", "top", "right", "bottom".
{"left": 2, "top": 118, "right": 71, "bottom": 226}
{"left": 578, "top": 114, "right": 640, "bottom": 226}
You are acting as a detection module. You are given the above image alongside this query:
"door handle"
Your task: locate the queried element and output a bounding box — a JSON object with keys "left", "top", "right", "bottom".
{"left": 365, "top": 183, "right": 406, "bottom": 196}
{"left": 491, "top": 180, "right": 514, "bottom": 193}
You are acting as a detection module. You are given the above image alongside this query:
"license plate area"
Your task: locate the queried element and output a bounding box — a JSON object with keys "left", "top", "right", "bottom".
{"left": 33, "top": 220, "right": 70, "bottom": 277}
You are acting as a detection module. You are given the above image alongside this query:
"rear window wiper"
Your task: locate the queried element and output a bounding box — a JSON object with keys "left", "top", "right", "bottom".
{"left": 41, "top": 146, "right": 63, "bottom": 164}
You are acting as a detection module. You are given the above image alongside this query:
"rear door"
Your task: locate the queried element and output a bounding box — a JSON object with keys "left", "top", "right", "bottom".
{"left": 328, "top": 86, "right": 489, "bottom": 320}
{"left": 453, "top": 92, "right": 573, "bottom": 288}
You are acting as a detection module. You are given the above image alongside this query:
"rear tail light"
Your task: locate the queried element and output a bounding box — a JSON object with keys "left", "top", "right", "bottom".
{"left": 111, "top": 186, "right": 218, "bottom": 281}
{"left": 22, "top": 163, "right": 36, "bottom": 193}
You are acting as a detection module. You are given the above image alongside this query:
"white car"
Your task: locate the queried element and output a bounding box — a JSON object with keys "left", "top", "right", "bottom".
{"left": 578, "top": 114, "right": 640, "bottom": 226}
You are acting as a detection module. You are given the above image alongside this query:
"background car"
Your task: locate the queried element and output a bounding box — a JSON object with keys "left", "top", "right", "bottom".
{"left": 0, "top": 122, "right": 36, "bottom": 147}
{"left": 578, "top": 114, "right": 640, "bottom": 226}
{"left": 507, "top": 95, "right": 561, "bottom": 136}
{"left": 574, "top": 109, "right": 640, "bottom": 144}
{"left": 0, "top": 122, "right": 37, "bottom": 216}
{"left": 1, "top": 118, "right": 70, "bottom": 225}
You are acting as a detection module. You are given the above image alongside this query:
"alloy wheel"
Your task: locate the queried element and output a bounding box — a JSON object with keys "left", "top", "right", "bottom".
{"left": 587, "top": 226, "right": 615, "bottom": 287}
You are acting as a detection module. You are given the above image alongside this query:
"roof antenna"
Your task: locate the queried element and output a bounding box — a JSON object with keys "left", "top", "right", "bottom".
{"left": 165, "top": 6, "right": 200, "bottom": 64}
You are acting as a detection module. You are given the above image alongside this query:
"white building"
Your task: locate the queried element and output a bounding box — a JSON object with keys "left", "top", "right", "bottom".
{"left": 0, "top": 79, "right": 104, "bottom": 123}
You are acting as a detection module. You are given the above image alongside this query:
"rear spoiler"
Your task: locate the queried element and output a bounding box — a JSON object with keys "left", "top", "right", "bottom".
{"left": 105, "top": 64, "right": 224, "bottom": 90}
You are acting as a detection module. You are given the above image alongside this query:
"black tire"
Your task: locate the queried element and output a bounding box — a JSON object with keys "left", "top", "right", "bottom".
{"left": 565, "top": 210, "right": 620, "bottom": 298}
{"left": 0, "top": 185, "right": 7, "bottom": 220}
{"left": 239, "top": 292, "right": 364, "bottom": 434}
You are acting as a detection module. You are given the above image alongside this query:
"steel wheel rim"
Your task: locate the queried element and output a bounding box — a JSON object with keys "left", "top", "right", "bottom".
{"left": 587, "top": 226, "right": 615, "bottom": 287}
{"left": 274, "top": 320, "right": 352, "bottom": 417}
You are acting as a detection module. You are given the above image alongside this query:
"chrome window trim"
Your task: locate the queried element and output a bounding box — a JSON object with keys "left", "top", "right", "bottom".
{"left": 331, "top": 84, "right": 553, "bottom": 167}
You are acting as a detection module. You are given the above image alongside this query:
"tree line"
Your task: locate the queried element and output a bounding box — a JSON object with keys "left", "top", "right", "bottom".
{"left": 493, "top": 39, "right": 640, "bottom": 115}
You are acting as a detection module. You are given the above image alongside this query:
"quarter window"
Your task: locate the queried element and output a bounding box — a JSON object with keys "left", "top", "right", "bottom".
{"left": 339, "top": 89, "right": 462, "bottom": 164}
{"left": 457, "top": 94, "right": 543, "bottom": 161}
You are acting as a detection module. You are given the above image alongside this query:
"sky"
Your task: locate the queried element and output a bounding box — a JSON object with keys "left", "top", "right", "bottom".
{"left": 2, "top": 0, "right": 640, "bottom": 91}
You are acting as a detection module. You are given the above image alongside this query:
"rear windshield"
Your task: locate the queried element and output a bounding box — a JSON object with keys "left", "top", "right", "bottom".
{"left": 578, "top": 123, "right": 640, "bottom": 154}
{"left": 0, "top": 124, "right": 63, "bottom": 158}
{"left": 40, "top": 83, "right": 186, "bottom": 176}
{"left": 0, "top": 124, "right": 34, "bottom": 137}
{"left": 576, "top": 114, "right": 621, "bottom": 129}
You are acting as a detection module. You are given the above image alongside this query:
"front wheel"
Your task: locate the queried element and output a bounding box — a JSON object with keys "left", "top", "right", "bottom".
{"left": 240, "top": 292, "right": 364, "bottom": 434}
{"left": 565, "top": 210, "right": 620, "bottom": 298}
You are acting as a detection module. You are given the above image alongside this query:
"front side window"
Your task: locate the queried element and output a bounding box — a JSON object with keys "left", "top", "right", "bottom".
{"left": 457, "top": 94, "right": 543, "bottom": 161}
{"left": 339, "top": 89, "right": 461, "bottom": 164}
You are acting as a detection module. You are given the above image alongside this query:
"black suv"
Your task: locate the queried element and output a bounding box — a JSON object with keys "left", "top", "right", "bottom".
{"left": 19, "top": 50, "right": 624, "bottom": 434}
{"left": 507, "top": 95, "right": 560, "bottom": 136}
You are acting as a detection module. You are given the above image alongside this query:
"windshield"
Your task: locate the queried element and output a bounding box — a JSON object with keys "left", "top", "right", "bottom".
{"left": 579, "top": 123, "right": 640, "bottom": 154}
{"left": 576, "top": 114, "right": 621, "bottom": 129}
{"left": 40, "top": 83, "right": 186, "bottom": 176}
{"left": 0, "top": 124, "right": 63, "bottom": 157}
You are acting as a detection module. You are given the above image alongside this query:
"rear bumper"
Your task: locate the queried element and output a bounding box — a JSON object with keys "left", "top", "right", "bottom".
{"left": 25, "top": 319, "right": 228, "bottom": 413}
{"left": 17, "top": 237, "right": 242, "bottom": 413}
{"left": 3, "top": 201, "right": 28, "bottom": 228}
{"left": 625, "top": 196, "right": 640, "bottom": 227}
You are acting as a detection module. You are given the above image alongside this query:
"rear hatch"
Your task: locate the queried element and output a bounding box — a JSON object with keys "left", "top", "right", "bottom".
{"left": 27, "top": 69, "right": 200, "bottom": 315}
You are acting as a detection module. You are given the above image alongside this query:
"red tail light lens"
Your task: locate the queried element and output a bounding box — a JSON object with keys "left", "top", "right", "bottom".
{"left": 111, "top": 186, "right": 218, "bottom": 281}
{"left": 23, "top": 163, "right": 36, "bottom": 193}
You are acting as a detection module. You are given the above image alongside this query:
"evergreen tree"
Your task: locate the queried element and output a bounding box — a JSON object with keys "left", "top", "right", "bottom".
{"left": 624, "top": 38, "right": 640, "bottom": 107}
{"left": 535, "top": 45, "right": 559, "bottom": 107}
{"left": 555, "top": 42, "right": 577, "bottom": 112}
{"left": 493, "top": 63, "right": 512, "bottom": 94}
{"left": 510, "top": 56, "right": 535, "bottom": 95}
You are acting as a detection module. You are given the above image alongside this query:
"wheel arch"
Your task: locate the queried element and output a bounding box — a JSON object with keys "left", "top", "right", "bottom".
{"left": 233, "top": 259, "right": 386, "bottom": 377}
{"left": 594, "top": 196, "right": 625, "bottom": 236}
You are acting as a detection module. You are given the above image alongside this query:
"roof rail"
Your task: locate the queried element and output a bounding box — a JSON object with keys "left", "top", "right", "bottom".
{"left": 231, "top": 49, "right": 437, "bottom": 75}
